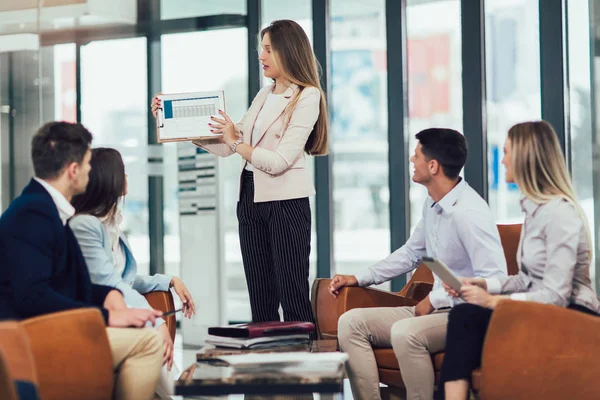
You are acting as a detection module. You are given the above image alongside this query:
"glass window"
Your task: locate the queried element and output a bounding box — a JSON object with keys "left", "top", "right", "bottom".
{"left": 485, "top": 0, "right": 541, "bottom": 221}
{"left": 407, "top": 0, "right": 463, "bottom": 233}
{"left": 47, "top": 43, "right": 76, "bottom": 123}
{"left": 569, "top": 0, "right": 596, "bottom": 286}
{"left": 262, "top": 0, "right": 312, "bottom": 27}
{"left": 0, "top": 54, "right": 5, "bottom": 209}
{"left": 6, "top": 51, "right": 44, "bottom": 196}
{"left": 80, "top": 38, "right": 150, "bottom": 274}
{"left": 259, "top": 0, "right": 318, "bottom": 293}
{"left": 161, "top": 28, "right": 248, "bottom": 322}
{"left": 160, "top": 0, "right": 246, "bottom": 20}
{"left": 261, "top": 0, "right": 313, "bottom": 86}
{"left": 330, "top": 0, "right": 390, "bottom": 290}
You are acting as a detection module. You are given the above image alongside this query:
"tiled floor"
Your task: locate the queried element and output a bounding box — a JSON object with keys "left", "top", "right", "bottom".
{"left": 169, "top": 333, "right": 354, "bottom": 400}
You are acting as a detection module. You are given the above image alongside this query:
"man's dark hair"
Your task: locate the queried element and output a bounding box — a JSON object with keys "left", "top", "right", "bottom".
{"left": 31, "top": 122, "right": 93, "bottom": 179}
{"left": 415, "top": 128, "right": 468, "bottom": 179}
{"left": 71, "top": 148, "right": 126, "bottom": 218}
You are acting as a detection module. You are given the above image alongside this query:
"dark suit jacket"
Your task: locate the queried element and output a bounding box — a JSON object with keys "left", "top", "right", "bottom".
{"left": 0, "top": 179, "right": 113, "bottom": 323}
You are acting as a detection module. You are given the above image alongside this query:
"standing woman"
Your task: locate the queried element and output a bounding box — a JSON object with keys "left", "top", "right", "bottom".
{"left": 437, "top": 120, "right": 600, "bottom": 400}
{"left": 152, "top": 19, "right": 328, "bottom": 324}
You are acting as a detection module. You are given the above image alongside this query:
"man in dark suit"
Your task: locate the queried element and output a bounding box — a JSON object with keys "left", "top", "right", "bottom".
{"left": 0, "top": 122, "right": 163, "bottom": 400}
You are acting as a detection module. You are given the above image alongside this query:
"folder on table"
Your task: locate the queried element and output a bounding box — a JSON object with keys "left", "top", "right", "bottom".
{"left": 208, "top": 321, "right": 316, "bottom": 339}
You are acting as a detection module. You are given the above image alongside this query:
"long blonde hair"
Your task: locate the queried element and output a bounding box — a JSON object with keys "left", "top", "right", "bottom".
{"left": 261, "top": 19, "right": 328, "bottom": 155}
{"left": 508, "top": 120, "right": 592, "bottom": 252}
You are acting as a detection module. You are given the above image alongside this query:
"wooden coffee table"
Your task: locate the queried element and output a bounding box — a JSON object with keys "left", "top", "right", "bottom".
{"left": 175, "top": 340, "right": 345, "bottom": 398}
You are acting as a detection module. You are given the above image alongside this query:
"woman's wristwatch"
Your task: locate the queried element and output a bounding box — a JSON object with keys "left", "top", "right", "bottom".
{"left": 231, "top": 138, "right": 244, "bottom": 153}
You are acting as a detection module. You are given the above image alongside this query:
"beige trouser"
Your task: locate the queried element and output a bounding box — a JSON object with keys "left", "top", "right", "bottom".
{"left": 338, "top": 306, "right": 449, "bottom": 400}
{"left": 106, "top": 327, "right": 163, "bottom": 400}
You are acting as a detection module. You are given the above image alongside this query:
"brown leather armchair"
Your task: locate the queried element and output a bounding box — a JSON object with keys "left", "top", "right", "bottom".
{"left": 311, "top": 262, "right": 433, "bottom": 341}
{"left": 0, "top": 321, "right": 39, "bottom": 400}
{"left": 311, "top": 223, "right": 522, "bottom": 392}
{"left": 479, "top": 300, "right": 600, "bottom": 399}
{"left": 144, "top": 290, "right": 177, "bottom": 342}
{"left": 0, "top": 351, "right": 19, "bottom": 400}
{"left": 0, "top": 290, "right": 176, "bottom": 400}
{"left": 23, "top": 308, "right": 114, "bottom": 400}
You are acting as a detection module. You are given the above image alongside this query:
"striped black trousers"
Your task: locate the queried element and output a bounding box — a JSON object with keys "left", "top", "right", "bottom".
{"left": 237, "top": 170, "right": 315, "bottom": 324}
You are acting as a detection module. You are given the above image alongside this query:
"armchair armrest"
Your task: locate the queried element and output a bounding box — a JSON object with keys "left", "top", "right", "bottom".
{"left": 144, "top": 290, "right": 176, "bottom": 342}
{"left": 22, "top": 309, "right": 113, "bottom": 400}
{"left": 311, "top": 279, "right": 418, "bottom": 340}
{"left": 0, "top": 321, "right": 37, "bottom": 384}
{"left": 404, "top": 281, "right": 433, "bottom": 301}
{"left": 311, "top": 279, "right": 338, "bottom": 339}
{"left": 0, "top": 351, "right": 18, "bottom": 400}
{"left": 337, "top": 286, "right": 419, "bottom": 312}
{"left": 480, "top": 301, "right": 600, "bottom": 400}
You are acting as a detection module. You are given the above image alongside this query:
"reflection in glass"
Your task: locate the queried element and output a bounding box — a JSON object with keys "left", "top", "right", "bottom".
{"left": 50, "top": 43, "right": 76, "bottom": 122}
{"left": 330, "top": 0, "right": 390, "bottom": 290}
{"left": 80, "top": 38, "right": 150, "bottom": 274}
{"left": 162, "top": 28, "right": 249, "bottom": 322}
{"left": 161, "top": 0, "right": 246, "bottom": 20}
{"left": 260, "top": 0, "right": 317, "bottom": 293}
{"left": 568, "top": 0, "right": 596, "bottom": 285}
{"left": 407, "top": 0, "right": 462, "bottom": 233}
{"left": 261, "top": 0, "right": 313, "bottom": 87}
{"left": 485, "top": 0, "right": 540, "bottom": 222}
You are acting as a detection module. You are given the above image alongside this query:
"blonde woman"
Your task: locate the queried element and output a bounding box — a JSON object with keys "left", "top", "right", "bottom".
{"left": 152, "top": 20, "right": 328, "bottom": 324}
{"left": 437, "top": 120, "right": 600, "bottom": 400}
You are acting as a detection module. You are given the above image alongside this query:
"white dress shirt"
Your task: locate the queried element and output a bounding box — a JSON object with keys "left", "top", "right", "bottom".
{"left": 486, "top": 197, "right": 600, "bottom": 312}
{"left": 34, "top": 177, "right": 75, "bottom": 225}
{"left": 245, "top": 92, "right": 284, "bottom": 172}
{"left": 356, "top": 179, "right": 508, "bottom": 309}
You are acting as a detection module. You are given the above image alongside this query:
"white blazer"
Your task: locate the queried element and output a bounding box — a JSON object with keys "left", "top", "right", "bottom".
{"left": 193, "top": 83, "right": 320, "bottom": 202}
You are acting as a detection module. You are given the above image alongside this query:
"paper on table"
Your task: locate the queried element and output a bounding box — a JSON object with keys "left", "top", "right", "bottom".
{"left": 156, "top": 90, "right": 225, "bottom": 143}
{"left": 217, "top": 351, "right": 349, "bottom": 369}
{"left": 205, "top": 333, "right": 310, "bottom": 349}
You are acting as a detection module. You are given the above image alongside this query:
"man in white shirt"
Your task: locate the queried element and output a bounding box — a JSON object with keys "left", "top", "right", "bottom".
{"left": 329, "top": 128, "right": 507, "bottom": 400}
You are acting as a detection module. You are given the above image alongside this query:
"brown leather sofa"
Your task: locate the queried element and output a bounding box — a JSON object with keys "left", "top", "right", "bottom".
{"left": 0, "top": 290, "right": 175, "bottom": 400}
{"left": 311, "top": 223, "right": 522, "bottom": 394}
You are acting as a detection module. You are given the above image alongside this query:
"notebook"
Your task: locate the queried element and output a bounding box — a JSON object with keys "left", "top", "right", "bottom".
{"left": 208, "top": 321, "right": 316, "bottom": 339}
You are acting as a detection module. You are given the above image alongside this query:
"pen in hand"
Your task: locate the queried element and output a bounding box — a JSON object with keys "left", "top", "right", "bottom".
{"left": 161, "top": 308, "right": 182, "bottom": 318}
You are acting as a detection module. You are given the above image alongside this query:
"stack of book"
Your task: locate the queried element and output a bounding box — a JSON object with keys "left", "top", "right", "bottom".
{"left": 205, "top": 321, "right": 315, "bottom": 349}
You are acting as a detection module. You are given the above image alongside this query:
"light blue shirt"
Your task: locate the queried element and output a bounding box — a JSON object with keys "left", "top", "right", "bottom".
{"left": 69, "top": 214, "right": 172, "bottom": 328}
{"left": 356, "top": 179, "right": 508, "bottom": 309}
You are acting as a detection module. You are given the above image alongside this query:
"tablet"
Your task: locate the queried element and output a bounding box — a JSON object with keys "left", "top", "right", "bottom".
{"left": 156, "top": 90, "right": 226, "bottom": 143}
{"left": 421, "top": 256, "right": 463, "bottom": 292}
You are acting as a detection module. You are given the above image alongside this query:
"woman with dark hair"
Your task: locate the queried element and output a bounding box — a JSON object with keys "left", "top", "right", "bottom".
{"left": 70, "top": 148, "right": 196, "bottom": 376}
{"left": 152, "top": 19, "right": 328, "bottom": 324}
